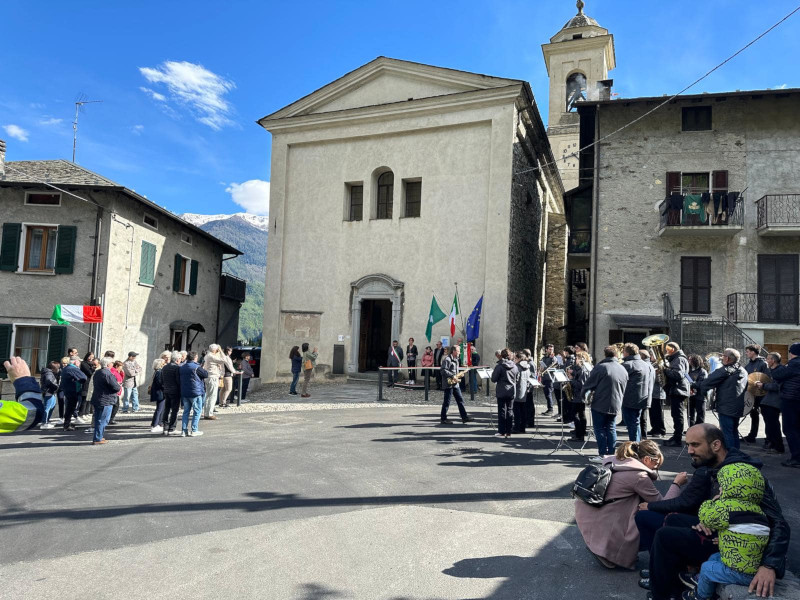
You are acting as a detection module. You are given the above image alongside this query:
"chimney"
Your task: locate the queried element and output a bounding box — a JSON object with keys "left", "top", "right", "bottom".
{"left": 0, "top": 139, "right": 5, "bottom": 177}
{"left": 597, "top": 79, "right": 614, "bottom": 101}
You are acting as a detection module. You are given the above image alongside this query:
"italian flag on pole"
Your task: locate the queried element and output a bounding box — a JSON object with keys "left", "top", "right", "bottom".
{"left": 51, "top": 305, "right": 103, "bottom": 325}
{"left": 449, "top": 292, "right": 460, "bottom": 337}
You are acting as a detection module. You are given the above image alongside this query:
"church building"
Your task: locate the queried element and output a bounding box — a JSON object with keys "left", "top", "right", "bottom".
{"left": 257, "top": 56, "right": 565, "bottom": 381}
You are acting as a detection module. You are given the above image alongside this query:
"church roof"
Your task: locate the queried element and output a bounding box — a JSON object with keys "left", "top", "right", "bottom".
{"left": 561, "top": 1, "right": 601, "bottom": 31}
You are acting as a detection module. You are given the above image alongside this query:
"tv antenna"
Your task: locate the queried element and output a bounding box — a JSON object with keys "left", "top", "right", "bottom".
{"left": 72, "top": 94, "right": 103, "bottom": 163}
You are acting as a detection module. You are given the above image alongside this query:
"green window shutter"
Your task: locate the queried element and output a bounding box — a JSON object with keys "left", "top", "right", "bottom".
{"left": 189, "top": 260, "right": 199, "bottom": 295}
{"left": 140, "top": 241, "right": 156, "bottom": 285}
{"left": 0, "top": 223, "right": 22, "bottom": 272}
{"left": 46, "top": 326, "right": 67, "bottom": 364}
{"left": 54, "top": 225, "right": 77, "bottom": 274}
{"left": 0, "top": 324, "right": 12, "bottom": 377}
{"left": 173, "top": 253, "right": 182, "bottom": 292}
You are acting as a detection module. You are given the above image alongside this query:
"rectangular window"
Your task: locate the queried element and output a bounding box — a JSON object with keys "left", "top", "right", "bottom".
{"left": 139, "top": 240, "right": 157, "bottom": 285}
{"left": 682, "top": 106, "right": 712, "bottom": 131}
{"left": 25, "top": 192, "right": 61, "bottom": 206}
{"left": 348, "top": 184, "right": 363, "bottom": 221}
{"left": 757, "top": 254, "right": 799, "bottom": 323}
{"left": 173, "top": 254, "right": 198, "bottom": 295}
{"left": 143, "top": 214, "right": 158, "bottom": 229}
{"left": 180, "top": 233, "right": 192, "bottom": 245}
{"left": 404, "top": 180, "right": 421, "bottom": 218}
{"left": 14, "top": 325, "right": 48, "bottom": 375}
{"left": 23, "top": 225, "right": 58, "bottom": 272}
{"left": 681, "top": 172, "right": 710, "bottom": 194}
{"left": 680, "top": 257, "right": 711, "bottom": 314}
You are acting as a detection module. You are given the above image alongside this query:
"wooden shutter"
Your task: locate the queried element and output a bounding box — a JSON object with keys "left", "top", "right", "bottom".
{"left": 680, "top": 257, "right": 711, "bottom": 314}
{"left": 140, "top": 241, "right": 156, "bottom": 285}
{"left": 0, "top": 324, "right": 11, "bottom": 377}
{"left": 54, "top": 225, "right": 77, "bottom": 274}
{"left": 173, "top": 253, "right": 182, "bottom": 292}
{"left": 0, "top": 223, "right": 22, "bottom": 272}
{"left": 608, "top": 329, "right": 623, "bottom": 344}
{"left": 666, "top": 172, "right": 680, "bottom": 195}
{"left": 712, "top": 170, "right": 729, "bottom": 193}
{"left": 189, "top": 260, "right": 199, "bottom": 295}
{"left": 46, "top": 325, "right": 67, "bottom": 363}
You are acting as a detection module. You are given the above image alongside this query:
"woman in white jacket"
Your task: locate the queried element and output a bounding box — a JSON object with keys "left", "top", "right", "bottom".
{"left": 202, "top": 344, "right": 234, "bottom": 419}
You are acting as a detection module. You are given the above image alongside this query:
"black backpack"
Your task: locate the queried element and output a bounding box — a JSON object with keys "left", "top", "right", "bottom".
{"left": 572, "top": 464, "right": 617, "bottom": 506}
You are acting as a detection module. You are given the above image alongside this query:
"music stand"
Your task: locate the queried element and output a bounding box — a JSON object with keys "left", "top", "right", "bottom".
{"left": 476, "top": 368, "right": 496, "bottom": 430}
{"left": 578, "top": 396, "right": 596, "bottom": 456}
{"left": 527, "top": 381, "right": 546, "bottom": 442}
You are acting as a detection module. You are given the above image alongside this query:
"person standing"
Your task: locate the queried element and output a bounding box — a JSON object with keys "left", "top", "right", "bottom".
{"left": 621, "top": 343, "right": 653, "bottom": 442}
{"left": 202, "top": 344, "right": 228, "bottom": 419}
{"left": 539, "top": 344, "right": 558, "bottom": 415}
{"left": 121, "top": 352, "right": 142, "bottom": 413}
{"left": 77, "top": 352, "right": 96, "bottom": 424}
{"left": 149, "top": 358, "right": 166, "bottom": 433}
{"left": 648, "top": 352, "right": 668, "bottom": 437}
{"left": 405, "top": 338, "right": 418, "bottom": 384}
{"left": 638, "top": 350, "right": 656, "bottom": 440}
{"left": 440, "top": 345, "right": 473, "bottom": 424}
{"left": 693, "top": 348, "right": 748, "bottom": 450}
{"left": 433, "top": 341, "right": 445, "bottom": 390}
{"left": 90, "top": 357, "right": 121, "bottom": 445}
{"left": 301, "top": 343, "right": 318, "bottom": 398}
{"left": 770, "top": 343, "right": 800, "bottom": 468}
{"left": 60, "top": 357, "right": 87, "bottom": 431}
{"left": 386, "top": 340, "right": 403, "bottom": 388}
{"left": 491, "top": 349, "right": 518, "bottom": 438}
{"left": 687, "top": 354, "right": 709, "bottom": 426}
{"left": 179, "top": 352, "right": 208, "bottom": 437}
{"left": 469, "top": 345, "right": 482, "bottom": 394}
{"left": 744, "top": 344, "right": 770, "bottom": 444}
{"left": 582, "top": 346, "right": 628, "bottom": 462}
{"left": 512, "top": 351, "right": 530, "bottom": 433}
{"left": 662, "top": 342, "right": 690, "bottom": 447}
{"left": 217, "top": 347, "right": 237, "bottom": 409}
{"left": 289, "top": 346, "right": 302, "bottom": 395}
{"left": 756, "top": 352, "right": 785, "bottom": 454}
{"left": 238, "top": 353, "right": 255, "bottom": 401}
{"left": 567, "top": 351, "right": 592, "bottom": 442}
{"left": 38, "top": 361, "right": 60, "bottom": 430}
{"left": 420, "top": 347, "right": 434, "bottom": 388}
{"left": 160, "top": 351, "right": 183, "bottom": 436}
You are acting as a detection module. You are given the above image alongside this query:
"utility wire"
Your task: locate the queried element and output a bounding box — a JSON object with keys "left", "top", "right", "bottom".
{"left": 3, "top": 163, "right": 99, "bottom": 206}
{"left": 516, "top": 3, "right": 800, "bottom": 177}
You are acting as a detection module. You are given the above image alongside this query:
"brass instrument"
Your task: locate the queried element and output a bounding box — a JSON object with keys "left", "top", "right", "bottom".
{"left": 613, "top": 342, "right": 625, "bottom": 363}
{"left": 447, "top": 369, "right": 468, "bottom": 386}
{"left": 747, "top": 372, "right": 772, "bottom": 397}
{"left": 642, "top": 334, "right": 670, "bottom": 387}
{"left": 562, "top": 381, "right": 573, "bottom": 402}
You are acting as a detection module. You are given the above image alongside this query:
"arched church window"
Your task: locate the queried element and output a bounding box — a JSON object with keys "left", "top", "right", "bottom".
{"left": 377, "top": 171, "right": 394, "bottom": 219}
{"left": 566, "top": 73, "right": 587, "bottom": 112}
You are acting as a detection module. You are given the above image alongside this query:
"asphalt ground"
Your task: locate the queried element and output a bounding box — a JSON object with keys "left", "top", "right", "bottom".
{"left": 1, "top": 383, "right": 797, "bottom": 599}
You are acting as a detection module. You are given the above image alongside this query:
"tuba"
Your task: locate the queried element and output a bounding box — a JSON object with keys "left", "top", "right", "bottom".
{"left": 642, "top": 334, "right": 670, "bottom": 387}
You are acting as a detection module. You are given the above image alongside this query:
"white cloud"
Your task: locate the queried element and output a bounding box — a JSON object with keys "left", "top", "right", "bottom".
{"left": 139, "top": 61, "right": 235, "bottom": 130}
{"left": 225, "top": 180, "right": 270, "bottom": 216}
{"left": 774, "top": 83, "right": 788, "bottom": 90}
{"left": 139, "top": 86, "right": 166, "bottom": 102}
{"left": 29, "top": 103, "right": 45, "bottom": 109}
{"left": 39, "top": 117, "right": 63, "bottom": 126}
{"left": 3, "top": 124, "right": 29, "bottom": 142}
{"left": 131, "top": 124, "right": 144, "bottom": 135}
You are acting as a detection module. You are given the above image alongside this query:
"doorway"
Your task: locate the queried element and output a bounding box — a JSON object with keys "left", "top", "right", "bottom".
{"left": 358, "top": 299, "right": 392, "bottom": 371}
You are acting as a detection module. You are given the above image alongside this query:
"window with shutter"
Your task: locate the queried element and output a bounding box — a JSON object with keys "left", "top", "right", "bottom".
{"left": 46, "top": 326, "right": 67, "bottom": 364}
{"left": 139, "top": 241, "right": 156, "bottom": 285}
{"left": 54, "top": 225, "right": 77, "bottom": 274}
{"left": 758, "top": 254, "right": 799, "bottom": 323}
{"left": 189, "top": 260, "right": 199, "bottom": 295}
{"left": 712, "top": 170, "right": 728, "bottom": 193}
{"left": 0, "top": 223, "right": 22, "bottom": 271}
{"left": 680, "top": 257, "right": 711, "bottom": 314}
{"left": 666, "top": 172, "right": 681, "bottom": 195}
{"left": 404, "top": 180, "right": 422, "bottom": 218}
{"left": 0, "top": 323, "right": 11, "bottom": 377}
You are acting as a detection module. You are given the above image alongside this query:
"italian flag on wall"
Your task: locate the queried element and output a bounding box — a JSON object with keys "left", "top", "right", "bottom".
{"left": 51, "top": 305, "right": 103, "bottom": 325}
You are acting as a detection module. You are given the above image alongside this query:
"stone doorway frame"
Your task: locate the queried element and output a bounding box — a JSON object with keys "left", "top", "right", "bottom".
{"left": 348, "top": 273, "right": 404, "bottom": 374}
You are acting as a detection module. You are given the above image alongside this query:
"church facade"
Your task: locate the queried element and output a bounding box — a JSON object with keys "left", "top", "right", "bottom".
{"left": 258, "top": 57, "right": 565, "bottom": 381}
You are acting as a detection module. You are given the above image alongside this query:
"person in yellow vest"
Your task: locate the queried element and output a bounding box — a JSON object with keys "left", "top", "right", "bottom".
{"left": 0, "top": 356, "right": 44, "bottom": 434}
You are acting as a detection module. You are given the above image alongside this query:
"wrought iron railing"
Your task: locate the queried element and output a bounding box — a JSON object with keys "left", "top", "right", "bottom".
{"left": 756, "top": 194, "right": 800, "bottom": 228}
{"left": 659, "top": 194, "right": 743, "bottom": 230}
{"left": 727, "top": 292, "right": 800, "bottom": 325}
{"left": 568, "top": 229, "right": 591, "bottom": 253}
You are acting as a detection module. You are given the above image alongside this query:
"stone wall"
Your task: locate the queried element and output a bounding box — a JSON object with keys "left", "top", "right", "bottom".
{"left": 543, "top": 213, "right": 568, "bottom": 347}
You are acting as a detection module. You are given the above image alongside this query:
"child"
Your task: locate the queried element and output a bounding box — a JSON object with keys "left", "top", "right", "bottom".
{"left": 682, "top": 462, "right": 770, "bottom": 600}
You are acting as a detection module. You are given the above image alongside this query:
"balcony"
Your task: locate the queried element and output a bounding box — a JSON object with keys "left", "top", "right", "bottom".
{"left": 220, "top": 273, "right": 246, "bottom": 302}
{"left": 568, "top": 229, "right": 591, "bottom": 254}
{"left": 658, "top": 194, "right": 743, "bottom": 236}
{"left": 726, "top": 292, "right": 799, "bottom": 325}
{"left": 756, "top": 194, "right": 800, "bottom": 236}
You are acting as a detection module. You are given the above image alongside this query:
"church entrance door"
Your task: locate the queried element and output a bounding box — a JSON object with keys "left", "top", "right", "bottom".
{"left": 358, "top": 299, "right": 392, "bottom": 372}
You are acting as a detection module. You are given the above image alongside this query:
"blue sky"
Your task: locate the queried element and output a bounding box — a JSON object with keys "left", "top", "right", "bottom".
{"left": 2, "top": 0, "right": 799, "bottom": 217}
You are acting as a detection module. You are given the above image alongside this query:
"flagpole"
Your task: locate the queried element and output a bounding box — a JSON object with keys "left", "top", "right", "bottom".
{"left": 454, "top": 282, "right": 466, "bottom": 338}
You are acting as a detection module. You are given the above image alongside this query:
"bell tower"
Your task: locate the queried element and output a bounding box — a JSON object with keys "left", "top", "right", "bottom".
{"left": 542, "top": 0, "right": 615, "bottom": 191}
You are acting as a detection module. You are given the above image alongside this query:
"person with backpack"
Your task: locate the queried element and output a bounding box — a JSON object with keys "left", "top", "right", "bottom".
{"left": 574, "top": 440, "right": 684, "bottom": 570}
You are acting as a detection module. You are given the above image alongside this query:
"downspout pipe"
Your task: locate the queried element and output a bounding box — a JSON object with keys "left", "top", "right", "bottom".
{"left": 590, "top": 105, "right": 601, "bottom": 357}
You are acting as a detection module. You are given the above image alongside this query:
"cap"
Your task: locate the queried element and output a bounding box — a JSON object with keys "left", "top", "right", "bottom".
{"left": 789, "top": 343, "right": 800, "bottom": 357}
{"left": 128, "top": 351, "right": 139, "bottom": 357}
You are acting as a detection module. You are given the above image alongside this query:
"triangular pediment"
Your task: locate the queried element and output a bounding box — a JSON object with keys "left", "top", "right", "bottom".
{"left": 261, "top": 57, "right": 522, "bottom": 121}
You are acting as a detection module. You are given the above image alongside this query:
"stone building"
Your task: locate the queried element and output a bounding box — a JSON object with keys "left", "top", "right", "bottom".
{"left": 257, "top": 57, "right": 565, "bottom": 381}
{"left": 0, "top": 143, "right": 245, "bottom": 390}
{"left": 573, "top": 89, "right": 800, "bottom": 359}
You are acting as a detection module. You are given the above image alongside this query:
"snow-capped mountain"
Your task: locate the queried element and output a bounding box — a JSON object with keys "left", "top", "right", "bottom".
{"left": 181, "top": 212, "right": 269, "bottom": 232}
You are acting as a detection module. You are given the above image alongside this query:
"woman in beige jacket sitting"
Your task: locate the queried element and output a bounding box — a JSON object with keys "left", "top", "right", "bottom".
{"left": 574, "top": 440, "right": 686, "bottom": 570}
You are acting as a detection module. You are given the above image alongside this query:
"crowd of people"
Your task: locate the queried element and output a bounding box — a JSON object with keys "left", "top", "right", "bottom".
{"left": 3, "top": 344, "right": 255, "bottom": 444}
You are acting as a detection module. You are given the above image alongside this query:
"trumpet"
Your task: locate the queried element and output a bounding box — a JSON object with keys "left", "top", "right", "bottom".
{"left": 642, "top": 334, "right": 670, "bottom": 387}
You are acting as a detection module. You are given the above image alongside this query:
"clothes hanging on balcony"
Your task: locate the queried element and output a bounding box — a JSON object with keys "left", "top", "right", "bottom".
{"left": 702, "top": 192, "right": 715, "bottom": 225}
{"left": 667, "top": 192, "right": 683, "bottom": 225}
{"left": 727, "top": 191, "right": 740, "bottom": 216}
{"left": 683, "top": 194, "right": 706, "bottom": 225}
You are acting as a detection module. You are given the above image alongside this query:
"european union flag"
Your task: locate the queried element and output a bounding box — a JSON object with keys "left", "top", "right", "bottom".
{"left": 465, "top": 295, "right": 483, "bottom": 342}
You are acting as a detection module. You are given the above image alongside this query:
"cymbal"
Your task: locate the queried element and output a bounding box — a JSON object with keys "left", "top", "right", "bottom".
{"left": 747, "top": 372, "right": 771, "bottom": 397}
